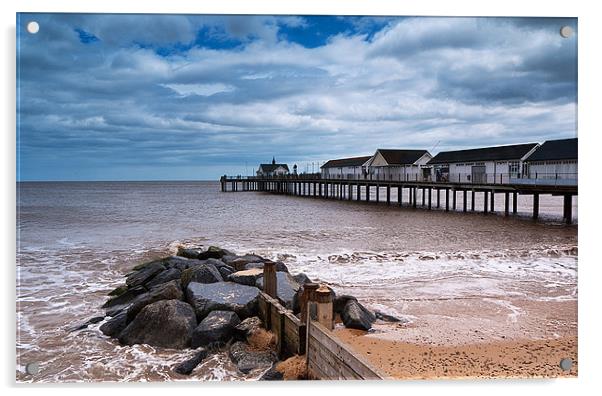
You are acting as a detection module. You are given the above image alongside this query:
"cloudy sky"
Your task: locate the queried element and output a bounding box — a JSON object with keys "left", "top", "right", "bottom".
{"left": 17, "top": 14, "right": 577, "bottom": 181}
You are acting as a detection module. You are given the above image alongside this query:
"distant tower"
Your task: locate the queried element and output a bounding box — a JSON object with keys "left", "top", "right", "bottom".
{"left": 272, "top": 156, "right": 276, "bottom": 165}
{"left": 293, "top": 164, "right": 298, "bottom": 174}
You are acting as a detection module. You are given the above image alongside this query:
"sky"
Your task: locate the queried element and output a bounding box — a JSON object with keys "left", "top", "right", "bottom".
{"left": 16, "top": 14, "right": 577, "bottom": 181}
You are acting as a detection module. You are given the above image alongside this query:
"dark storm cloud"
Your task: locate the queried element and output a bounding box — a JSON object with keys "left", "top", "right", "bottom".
{"left": 16, "top": 14, "right": 577, "bottom": 180}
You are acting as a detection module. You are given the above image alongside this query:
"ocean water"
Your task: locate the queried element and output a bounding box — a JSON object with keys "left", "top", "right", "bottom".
{"left": 16, "top": 181, "right": 578, "bottom": 382}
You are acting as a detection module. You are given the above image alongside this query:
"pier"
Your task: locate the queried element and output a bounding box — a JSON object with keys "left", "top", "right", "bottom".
{"left": 220, "top": 174, "right": 577, "bottom": 224}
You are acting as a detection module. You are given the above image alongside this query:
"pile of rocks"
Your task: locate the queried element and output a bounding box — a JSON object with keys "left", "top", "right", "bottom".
{"left": 81, "top": 245, "right": 399, "bottom": 378}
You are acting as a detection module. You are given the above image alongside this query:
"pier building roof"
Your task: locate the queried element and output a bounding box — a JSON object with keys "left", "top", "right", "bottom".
{"left": 428, "top": 143, "right": 538, "bottom": 165}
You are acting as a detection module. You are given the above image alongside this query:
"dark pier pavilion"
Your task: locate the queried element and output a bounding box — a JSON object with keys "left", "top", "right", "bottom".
{"left": 220, "top": 175, "right": 577, "bottom": 225}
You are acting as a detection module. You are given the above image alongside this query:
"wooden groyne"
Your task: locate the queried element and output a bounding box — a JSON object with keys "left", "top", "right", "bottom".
{"left": 258, "top": 262, "right": 387, "bottom": 380}
{"left": 220, "top": 175, "right": 577, "bottom": 224}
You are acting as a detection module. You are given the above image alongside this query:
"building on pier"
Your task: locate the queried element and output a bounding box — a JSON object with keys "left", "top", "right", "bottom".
{"left": 427, "top": 143, "right": 539, "bottom": 184}
{"left": 320, "top": 155, "right": 372, "bottom": 179}
{"left": 522, "top": 138, "right": 577, "bottom": 185}
{"left": 364, "top": 149, "right": 432, "bottom": 181}
{"left": 256, "top": 157, "right": 290, "bottom": 176}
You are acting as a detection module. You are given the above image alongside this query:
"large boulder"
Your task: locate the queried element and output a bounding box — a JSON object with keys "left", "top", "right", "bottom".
{"left": 228, "top": 268, "right": 263, "bottom": 286}
{"left": 145, "top": 267, "right": 182, "bottom": 289}
{"left": 174, "top": 348, "right": 209, "bottom": 375}
{"left": 256, "top": 272, "right": 300, "bottom": 309}
{"left": 191, "top": 310, "right": 241, "bottom": 348}
{"left": 118, "top": 300, "right": 197, "bottom": 349}
{"left": 341, "top": 300, "right": 376, "bottom": 331}
{"left": 217, "top": 265, "right": 235, "bottom": 280}
{"left": 292, "top": 273, "right": 312, "bottom": 285}
{"left": 163, "top": 256, "right": 196, "bottom": 271}
{"left": 229, "top": 341, "right": 277, "bottom": 373}
{"left": 180, "top": 263, "right": 223, "bottom": 288}
{"left": 177, "top": 247, "right": 204, "bottom": 260}
{"left": 186, "top": 281, "right": 260, "bottom": 320}
{"left": 103, "top": 285, "right": 147, "bottom": 316}
{"left": 126, "top": 280, "right": 184, "bottom": 322}
{"left": 197, "top": 246, "right": 231, "bottom": 260}
{"left": 125, "top": 261, "right": 165, "bottom": 288}
{"left": 99, "top": 311, "right": 128, "bottom": 337}
{"left": 222, "top": 254, "right": 265, "bottom": 270}
{"left": 233, "top": 316, "right": 263, "bottom": 341}
{"left": 244, "top": 261, "right": 289, "bottom": 272}
{"left": 334, "top": 295, "right": 358, "bottom": 315}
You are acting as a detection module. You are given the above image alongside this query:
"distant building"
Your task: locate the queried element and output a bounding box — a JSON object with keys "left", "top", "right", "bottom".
{"left": 523, "top": 138, "right": 577, "bottom": 184}
{"left": 364, "top": 149, "right": 432, "bottom": 181}
{"left": 320, "top": 155, "right": 372, "bottom": 179}
{"left": 427, "top": 143, "right": 539, "bottom": 184}
{"left": 256, "top": 157, "right": 289, "bottom": 176}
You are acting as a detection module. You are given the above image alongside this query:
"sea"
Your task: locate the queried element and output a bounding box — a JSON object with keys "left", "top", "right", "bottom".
{"left": 16, "top": 181, "right": 578, "bottom": 382}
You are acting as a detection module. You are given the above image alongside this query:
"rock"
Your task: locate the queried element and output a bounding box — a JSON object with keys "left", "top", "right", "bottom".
{"left": 180, "top": 263, "right": 223, "bottom": 288}
{"left": 191, "top": 310, "right": 241, "bottom": 348}
{"left": 243, "top": 261, "right": 288, "bottom": 272}
{"left": 341, "top": 300, "right": 376, "bottom": 331}
{"left": 217, "top": 265, "right": 235, "bottom": 280}
{"left": 374, "top": 311, "right": 406, "bottom": 323}
{"left": 126, "top": 280, "right": 184, "bottom": 322}
{"left": 145, "top": 267, "right": 182, "bottom": 289}
{"left": 227, "top": 255, "right": 266, "bottom": 271}
{"left": 69, "top": 316, "right": 105, "bottom": 332}
{"left": 108, "top": 285, "right": 128, "bottom": 297}
{"left": 99, "top": 311, "right": 128, "bottom": 337}
{"left": 125, "top": 261, "right": 165, "bottom": 288}
{"left": 163, "top": 256, "right": 195, "bottom": 271}
{"left": 228, "top": 268, "right": 263, "bottom": 286}
{"left": 334, "top": 295, "right": 358, "bottom": 315}
{"left": 256, "top": 272, "right": 300, "bottom": 309}
{"left": 174, "top": 348, "right": 209, "bottom": 375}
{"left": 292, "top": 273, "right": 312, "bottom": 285}
{"left": 233, "top": 316, "right": 263, "bottom": 341}
{"left": 259, "top": 365, "right": 284, "bottom": 381}
{"left": 229, "top": 341, "right": 277, "bottom": 373}
{"left": 186, "top": 281, "right": 260, "bottom": 320}
{"left": 103, "top": 285, "right": 147, "bottom": 313}
{"left": 197, "top": 246, "right": 230, "bottom": 260}
{"left": 177, "top": 247, "right": 203, "bottom": 259}
{"left": 118, "top": 300, "right": 197, "bottom": 349}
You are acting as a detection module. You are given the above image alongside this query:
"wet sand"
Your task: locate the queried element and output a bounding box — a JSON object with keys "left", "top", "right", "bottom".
{"left": 336, "top": 330, "right": 577, "bottom": 379}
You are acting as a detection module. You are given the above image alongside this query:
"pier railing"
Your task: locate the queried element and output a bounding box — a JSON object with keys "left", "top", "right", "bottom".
{"left": 222, "top": 172, "right": 577, "bottom": 186}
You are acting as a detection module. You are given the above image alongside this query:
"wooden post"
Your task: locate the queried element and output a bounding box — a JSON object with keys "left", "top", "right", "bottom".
{"left": 504, "top": 192, "right": 510, "bottom": 216}
{"left": 366, "top": 185, "right": 370, "bottom": 202}
{"left": 376, "top": 185, "right": 380, "bottom": 203}
{"left": 452, "top": 189, "right": 456, "bottom": 211}
{"left": 490, "top": 191, "right": 495, "bottom": 212}
{"left": 313, "top": 286, "right": 334, "bottom": 330}
{"left": 463, "top": 190, "right": 467, "bottom": 212}
{"left": 563, "top": 194, "right": 573, "bottom": 225}
{"left": 533, "top": 193, "right": 539, "bottom": 220}
{"left": 263, "top": 261, "right": 277, "bottom": 298}
{"left": 428, "top": 188, "right": 432, "bottom": 210}
{"left": 484, "top": 191, "right": 489, "bottom": 213}
{"left": 436, "top": 189, "right": 440, "bottom": 208}
{"left": 421, "top": 188, "right": 425, "bottom": 206}
{"left": 398, "top": 186, "right": 402, "bottom": 206}
{"left": 513, "top": 192, "right": 518, "bottom": 214}
{"left": 348, "top": 183, "right": 353, "bottom": 201}
{"left": 357, "top": 184, "right": 361, "bottom": 201}
{"left": 413, "top": 187, "right": 417, "bottom": 208}
{"left": 300, "top": 283, "right": 320, "bottom": 324}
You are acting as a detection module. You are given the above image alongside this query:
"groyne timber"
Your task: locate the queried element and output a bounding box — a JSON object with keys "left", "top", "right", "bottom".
{"left": 220, "top": 175, "right": 577, "bottom": 224}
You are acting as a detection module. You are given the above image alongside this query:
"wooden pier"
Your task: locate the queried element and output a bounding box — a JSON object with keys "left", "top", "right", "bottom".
{"left": 220, "top": 175, "right": 577, "bottom": 224}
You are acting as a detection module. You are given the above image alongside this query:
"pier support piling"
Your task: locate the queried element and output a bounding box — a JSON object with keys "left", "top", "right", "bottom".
{"left": 504, "top": 192, "right": 510, "bottom": 216}
{"left": 563, "top": 194, "right": 573, "bottom": 225}
{"left": 513, "top": 192, "right": 518, "bottom": 214}
{"left": 533, "top": 193, "right": 540, "bottom": 220}
{"left": 463, "top": 190, "right": 467, "bottom": 212}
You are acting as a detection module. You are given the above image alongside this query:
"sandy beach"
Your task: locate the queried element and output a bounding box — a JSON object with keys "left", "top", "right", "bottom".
{"left": 336, "top": 328, "right": 577, "bottom": 379}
